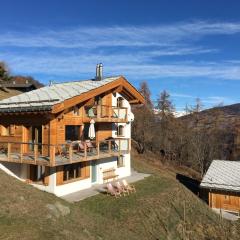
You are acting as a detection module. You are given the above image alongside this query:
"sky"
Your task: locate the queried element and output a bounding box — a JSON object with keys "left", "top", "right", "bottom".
{"left": 1, "top": 0, "right": 240, "bottom": 112}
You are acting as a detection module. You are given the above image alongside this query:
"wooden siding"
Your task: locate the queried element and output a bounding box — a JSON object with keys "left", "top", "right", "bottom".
{"left": 49, "top": 119, "right": 57, "bottom": 145}
{"left": 42, "top": 124, "right": 50, "bottom": 155}
{"left": 96, "top": 123, "right": 112, "bottom": 142}
{"left": 56, "top": 166, "right": 64, "bottom": 186}
{"left": 209, "top": 190, "right": 240, "bottom": 212}
{"left": 44, "top": 166, "right": 50, "bottom": 185}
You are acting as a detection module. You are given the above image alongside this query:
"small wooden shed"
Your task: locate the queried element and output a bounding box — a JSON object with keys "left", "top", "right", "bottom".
{"left": 200, "top": 160, "right": 240, "bottom": 213}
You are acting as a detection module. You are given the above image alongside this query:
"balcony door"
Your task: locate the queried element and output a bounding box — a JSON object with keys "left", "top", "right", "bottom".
{"left": 29, "top": 126, "right": 42, "bottom": 152}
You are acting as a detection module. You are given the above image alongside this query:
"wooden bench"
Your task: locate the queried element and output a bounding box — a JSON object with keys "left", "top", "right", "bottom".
{"left": 102, "top": 168, "right": 118, "bottom": 183}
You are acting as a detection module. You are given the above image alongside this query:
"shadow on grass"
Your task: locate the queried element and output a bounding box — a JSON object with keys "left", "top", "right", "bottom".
{"left": 176, "top": 173, "right": 200, "bottom": 196}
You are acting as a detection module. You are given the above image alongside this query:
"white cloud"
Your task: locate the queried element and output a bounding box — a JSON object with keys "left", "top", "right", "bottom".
{"left": 0, "top": 21, "right": 240, "bottom": 48}
{"left": 1, "top": 50, "right": 240, "bottom": 81}
{"left": 171, "top": 93, "right": 195, "bottom": 98}
{"left": 1, "top": 20, "right": 240, "bottom": 81}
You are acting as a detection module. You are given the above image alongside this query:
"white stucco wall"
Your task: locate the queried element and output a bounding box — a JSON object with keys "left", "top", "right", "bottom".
{"left": 115, "top": 153, "right": 131, "bottom": 178}
{"left": 32, "top": 167, "right": 92, "bottom": 197}
{"left": 0, "top": 162, "right": 29, "bottom": 181}
{"left": 111, "top": 92, "right": 132, "bottom": 179}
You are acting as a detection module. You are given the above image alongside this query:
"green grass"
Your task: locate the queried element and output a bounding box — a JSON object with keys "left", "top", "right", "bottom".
{"left": 0, "top": 155, "right": 239, "bottom": 239}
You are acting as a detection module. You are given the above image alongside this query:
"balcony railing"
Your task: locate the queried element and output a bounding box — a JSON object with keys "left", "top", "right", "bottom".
{"left": 84, "top": 105, "right": 128, "bottom": 122}
{"left": 0, "top": 138, "right": 130, "bottom": 167}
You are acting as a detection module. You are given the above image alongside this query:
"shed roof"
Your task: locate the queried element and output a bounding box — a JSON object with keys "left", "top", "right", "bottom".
{"left": 0, "top": 76, "right": 120, "bottom": 113}
{"left": 200, "top": 160, "right": 240, "bottom": 192}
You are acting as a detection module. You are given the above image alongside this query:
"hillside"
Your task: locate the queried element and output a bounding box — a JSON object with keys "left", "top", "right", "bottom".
{"left": 181, "top": 103, "right": 240, "bottom": 129}
{"left": 0, "top": 152, "right": 239, "bottom": 240}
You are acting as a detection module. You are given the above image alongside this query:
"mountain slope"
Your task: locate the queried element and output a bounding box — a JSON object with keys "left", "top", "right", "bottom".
{"left": 0, "top": 153, "right": 239, "bottom": 239}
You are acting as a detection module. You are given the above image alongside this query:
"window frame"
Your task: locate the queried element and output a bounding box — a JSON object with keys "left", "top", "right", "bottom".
{"left": 117, "top": 155, "right": 125, "bottom": 168}
{"left": 63, "top": 162, "right": 89, "bottom": 183}
{"left": 117, "top": 125, "right": 124, "bottom": 137}
{"left": 117, "top": 97, "right": 124, "bottom": 108}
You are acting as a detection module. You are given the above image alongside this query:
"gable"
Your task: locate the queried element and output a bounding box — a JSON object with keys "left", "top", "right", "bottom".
{"left": 51, "top": 76, "right": 144, "bottom": 114}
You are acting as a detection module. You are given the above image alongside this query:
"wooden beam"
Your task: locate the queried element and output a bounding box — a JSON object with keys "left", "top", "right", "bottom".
{"left": 121, "top": 88, "right": 135, "bottom": 101}
{"left": 129, "top": 99, "right": 140, "bottom": 104}
{"left": 84, "top": 98, "right": 95, "bottom": 106}
{"left": 113, "top": 85, "right": 123, "bottom": 94}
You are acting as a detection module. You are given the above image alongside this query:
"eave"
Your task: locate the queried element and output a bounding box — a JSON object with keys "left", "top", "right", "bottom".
{"left": 51, "top": 76, "right": 145, "bottom": 114}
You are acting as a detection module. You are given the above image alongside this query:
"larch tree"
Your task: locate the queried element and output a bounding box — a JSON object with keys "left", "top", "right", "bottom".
{"left": 157, "top": 90, "right": 175, "bottom": 117}
{"left": 132, "top": 81, "right": 154, "bottom": 153}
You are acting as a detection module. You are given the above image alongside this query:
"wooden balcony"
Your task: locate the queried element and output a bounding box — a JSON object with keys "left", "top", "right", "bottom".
{"left": 0, "top": 138, "right": 130, "bottom": 167}
{"left": 83, "top": 105, "right": 128, "bottom": 123}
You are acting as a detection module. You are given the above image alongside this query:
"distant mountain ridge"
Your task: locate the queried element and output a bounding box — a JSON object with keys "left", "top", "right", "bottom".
{"left": 180, "top": 103, "right": 240, "bottom": 160}
{"left": 181, "top": 103, "right": 240, "bottom": 127}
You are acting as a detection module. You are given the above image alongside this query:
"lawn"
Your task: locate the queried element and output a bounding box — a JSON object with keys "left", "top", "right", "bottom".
{"left": 0, "top": 154, "right": 239, "bottom": 239}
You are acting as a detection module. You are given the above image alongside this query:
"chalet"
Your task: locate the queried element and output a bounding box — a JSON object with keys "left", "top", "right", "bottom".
{"left": 0, "top": 64, "right": 144, "bottom": 196}
{"left": 200, "top": 160, "right": 240, "bottom": 213}
{"left": 0, "top": 76, "right": 42, "bottom": 100}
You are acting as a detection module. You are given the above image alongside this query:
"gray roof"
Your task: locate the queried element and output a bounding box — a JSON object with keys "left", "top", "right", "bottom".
{"left": 200, "top": 160, "right": 240, "bottom": 192}
{"left": 0, "top": 76, "right": 120, "bottom": 113}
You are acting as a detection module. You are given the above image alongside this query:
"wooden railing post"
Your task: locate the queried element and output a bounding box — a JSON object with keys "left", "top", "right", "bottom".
{"left": 128, "top": 138, "right": 131, "bottom": 152}
{"left": 34, "top": 144, "right": 38, "bottom": 164}
{"left": 97, "top": 142, "right": 100, "bottom": 158}
{"left": 108, "top": 106, "right": 111, "bottom": 120}
{"left": 97, "top": 105, "right": 101, "bottom": 119}
{"left": 20, "top": 143, "right": 23, "bottom": 163}
{"left": 7, "top": 143, "right": 11, "bottom": 161}
{"left": 84, "top": 142, "right": 87, "bottom": 160}
{"left": 108, "top": 140, "right": 111, "bottom": 154}
{"left": 50, "top": 145, "right": 55, "bottom": 166}
{"left": 69, "top": 144, "right": 73, "bottom": 163}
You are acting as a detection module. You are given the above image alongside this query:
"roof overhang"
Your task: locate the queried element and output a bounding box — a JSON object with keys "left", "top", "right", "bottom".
{"left": 200, "top": 184, "right": 240, "bottom": 193}
{"left": 52, "top": 76, "right": 145, "bottom": 114}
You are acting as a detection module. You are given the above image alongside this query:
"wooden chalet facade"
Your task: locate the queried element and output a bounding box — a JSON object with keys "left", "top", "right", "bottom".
{"left": 0, "top": 68, "right": 144, "bottom": 196}
{"left": 200, "top": 160, "right": 240, "bottom": 213}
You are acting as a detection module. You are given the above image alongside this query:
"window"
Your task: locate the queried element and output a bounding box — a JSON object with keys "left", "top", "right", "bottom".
{"left": 117, "top": 97, "right": 124, "bottom": 108}
{"left": 63, "top": 162, "right": 89, "bottom": 182}
{"left": 117, "top": 155, "right": 124, "bottom": 168}
{"left": 117, "top": 125, "right": 124, "bottom": 136}
{"left": 65, "top": 125, "right": 80, "bottom": 141}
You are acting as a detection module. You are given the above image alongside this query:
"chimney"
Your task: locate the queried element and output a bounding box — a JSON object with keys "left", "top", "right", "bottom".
{"left": 99, "top": 63, "right": 103, "bottom": 80}
{"left": 96, "top": 64, "right": 100, "bottom": 80}
{"left": 95, "top": 63, "right": 103, "bottom": 80}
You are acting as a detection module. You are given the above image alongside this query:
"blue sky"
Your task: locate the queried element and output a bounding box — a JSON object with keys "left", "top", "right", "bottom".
{"left": 1, "top": 0, "right": 240, "bottom": 111}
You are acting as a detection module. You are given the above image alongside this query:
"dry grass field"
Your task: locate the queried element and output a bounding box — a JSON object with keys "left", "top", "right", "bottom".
{"left": 0, "top": 152, "right": 239, "bottom": 239}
